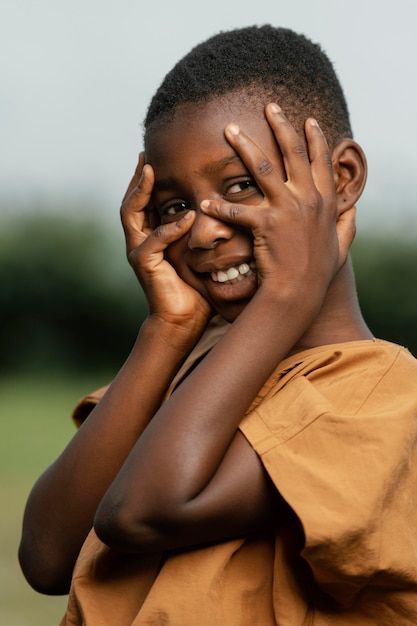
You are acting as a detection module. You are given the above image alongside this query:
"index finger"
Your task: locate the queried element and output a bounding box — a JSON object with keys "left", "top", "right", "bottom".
{"left": 120, "top": 163, "right": 154, "bottom": 255}
{"left": 223, "top": 124, "right": 286, "bottom": 202}
{"left": 122, "top": 152, "right": 145, "bottom": 204}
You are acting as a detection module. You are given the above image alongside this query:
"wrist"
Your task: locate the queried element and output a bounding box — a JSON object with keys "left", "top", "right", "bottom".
{"left": 255, "top": 276, "right": 326, "bottom": 313}
{"left": 141, "top": 314, "right": 207, "bottom": 355}
{"left": 235, "top": 280, "right": 325, "bottom": 353}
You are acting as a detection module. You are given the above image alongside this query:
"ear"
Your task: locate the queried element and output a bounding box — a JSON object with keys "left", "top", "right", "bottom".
{"left": 331, "top": 139, "right": 367, "bottom": 214}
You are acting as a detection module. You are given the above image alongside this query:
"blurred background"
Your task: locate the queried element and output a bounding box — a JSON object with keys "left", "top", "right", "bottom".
{"left": 1, "top": 0, "right": 416, "bottom": 623}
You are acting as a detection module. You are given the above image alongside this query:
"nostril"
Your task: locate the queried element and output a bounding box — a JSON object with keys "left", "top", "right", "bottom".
{"left": 187, "top": 211, "right": 234, "bottom": 250}
{"left": 188, "top": 238, "right": 220, "bottom": 251}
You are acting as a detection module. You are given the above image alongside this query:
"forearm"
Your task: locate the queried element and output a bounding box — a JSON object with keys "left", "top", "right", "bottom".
{"left": 95, "top": 285, "right": 322, "bottom": 549}
{"left": 19, "top": 316, "right": 201, "bottom": 592}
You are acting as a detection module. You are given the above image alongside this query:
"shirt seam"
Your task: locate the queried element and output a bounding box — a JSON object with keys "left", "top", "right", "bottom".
{"left": 353, "top": 347, "right": 403, "bottom": 415}
{"left": 250, "top": 405, "right": 329, "bottom": 448}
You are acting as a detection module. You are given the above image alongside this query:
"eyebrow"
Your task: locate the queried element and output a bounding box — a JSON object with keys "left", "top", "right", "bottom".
{"left": 195, "top": 154, "right": 242, "bottom": 177}
{"left": 152, "top": 155, "right": 243, "bottom": 193}
{"left": 152, "top": 177, "right": 179, "bottom": 193}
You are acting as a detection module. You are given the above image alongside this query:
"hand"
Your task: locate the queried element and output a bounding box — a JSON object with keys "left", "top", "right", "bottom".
{"left": 120, "top": 153, "right": 211, "bottom": 337}
{"left": 200, "top": 104, "right": 356, "bottom": 302}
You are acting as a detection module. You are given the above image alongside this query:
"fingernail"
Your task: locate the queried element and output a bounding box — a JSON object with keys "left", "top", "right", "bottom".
{"left": 226, "top": 123, "right": 240, "bottom": 136}
{"left": 182, "top": 210, "right": 194, "bottom": 220}
{"left": 309, "top": 118, "right": 319, "bottom": 127}
{"left": 269, "top": 103, "right": 281, "bottom": 114}
{"left": 200, "top": 200, "right": 210, "bottom": 210}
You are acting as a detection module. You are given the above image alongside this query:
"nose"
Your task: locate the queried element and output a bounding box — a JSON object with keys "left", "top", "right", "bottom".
{"left": 187, "top": 209, "right": 234, "bottom": 250}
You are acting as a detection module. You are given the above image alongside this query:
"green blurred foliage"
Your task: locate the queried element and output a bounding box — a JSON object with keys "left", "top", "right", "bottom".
{"left": 0, "top": 213, "right": 147, "bottom": 373}
{"left": 0, "top": 212, "right": 416, "bottom": 374}
{"left": 352, "top": 236, "right": 417, "bottom": 356}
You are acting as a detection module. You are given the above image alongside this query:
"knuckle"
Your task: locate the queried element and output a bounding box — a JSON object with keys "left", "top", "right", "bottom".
{"left": 131, "top": 245, "right": 144, "bottom": 262}
{"left": 132, "top": 248, "right": 152, "bottom": 275}
{"left": 322, "top": 192, "right": 336, "bottom": 208}
{"left": 127, "top": 248, "right": 140, "bottom": 268}
{"left": 229, "top": 204, "right": 241, "bottom": 220}
{"left": 303, "top": 190, "right": 321, "bottom": 211}
{"left": 262, "top": 210, "right": 280, "bottom": 231}
{"left": 291, "top": 142, "right": 308, "bottom": 160}
{"left": 321, "top": 151, "right": 333, "bottom": 170}
{"left": 153, "top": 225, "right": 165, "bottom": 240}
{"left": 256, "top": 159, "right": 274, "bottom": 177}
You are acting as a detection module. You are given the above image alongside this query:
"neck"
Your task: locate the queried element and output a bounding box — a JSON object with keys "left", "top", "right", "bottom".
{"left": 291, "top": 256, "right": 373, "bottom": 354}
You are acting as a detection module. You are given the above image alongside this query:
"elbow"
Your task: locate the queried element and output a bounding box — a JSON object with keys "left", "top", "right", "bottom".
{"left": 18, "top": 540, "right": 71, "bottom": 595}
{"left": 94, "top": 498, "right": 183, "bottom": 554}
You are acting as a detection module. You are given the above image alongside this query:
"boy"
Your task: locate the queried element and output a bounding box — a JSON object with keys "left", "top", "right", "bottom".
{"left": 19, "top": 26, "right": 417, "bottom": 625}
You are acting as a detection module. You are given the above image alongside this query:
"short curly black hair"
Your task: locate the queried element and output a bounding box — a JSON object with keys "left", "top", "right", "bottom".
{"left": 144, "top": 25, "right": 352, "bottom": 145}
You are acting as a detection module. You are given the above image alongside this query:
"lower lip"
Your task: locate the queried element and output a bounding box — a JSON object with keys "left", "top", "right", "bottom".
{"left": 201, "top": 272, "right": 258, "bottom": 303}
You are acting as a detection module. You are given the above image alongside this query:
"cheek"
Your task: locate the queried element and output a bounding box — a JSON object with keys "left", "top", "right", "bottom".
{"left": 165, "top": 239, "right": 208, "bottom": 295}
{"left": 165, "top": 239, "right": 197, "bottom": 286}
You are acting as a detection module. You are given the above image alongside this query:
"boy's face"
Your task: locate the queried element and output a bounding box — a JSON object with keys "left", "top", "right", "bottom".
{"left": 145, "top": 99, "right": 290, "bottom": 321}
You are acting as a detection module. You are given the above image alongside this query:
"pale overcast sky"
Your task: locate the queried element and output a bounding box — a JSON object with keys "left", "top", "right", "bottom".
{"left": 2, "top": 0, "right": 416, "bottom": 231}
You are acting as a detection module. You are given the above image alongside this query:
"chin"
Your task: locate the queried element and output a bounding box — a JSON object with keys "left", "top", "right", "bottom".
{"left": 215, "top": 299, "right": 250, "bottom": 323}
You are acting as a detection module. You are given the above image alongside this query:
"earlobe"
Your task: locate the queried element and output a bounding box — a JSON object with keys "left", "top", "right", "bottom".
{"left": 332, "top": 139, "right": 367, "bottom": 213}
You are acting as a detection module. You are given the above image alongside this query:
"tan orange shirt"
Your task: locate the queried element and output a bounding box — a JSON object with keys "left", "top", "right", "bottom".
{"left": 62, "top": 329, "right": 417, "bottom": 625}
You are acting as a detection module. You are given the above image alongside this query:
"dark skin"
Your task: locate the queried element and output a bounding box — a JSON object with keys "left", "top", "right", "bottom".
{"left": 19, "top": 98, "right": 371, "bottom": 595}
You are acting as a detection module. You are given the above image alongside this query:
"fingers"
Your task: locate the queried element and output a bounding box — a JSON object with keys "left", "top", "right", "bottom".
{"left": 132, "top": 211, "right": 196, "bottom": 270}
{"left": 122, "top": 152, "right": 145, "bottom": 204}
{"left": 200, "top": 198, "right": 259, "bottom": 231}
{"left": 224, "top": 105, "right": 332, "bottom": 206}
{"left": 265, "top": 104, "right": 314, "bottom": 189}
{"left": 224, "top": 124, "right": 284, "bottom": 201}
{"left": 304, "top": 118, "right": 336, "bottom": 210}
{"left": 121, "top": 161, "right": 154, "bottom": 255}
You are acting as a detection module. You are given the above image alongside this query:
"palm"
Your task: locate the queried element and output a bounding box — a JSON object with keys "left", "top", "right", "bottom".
{"left": 143, "top": 255, "right": 211, "bottom": 326}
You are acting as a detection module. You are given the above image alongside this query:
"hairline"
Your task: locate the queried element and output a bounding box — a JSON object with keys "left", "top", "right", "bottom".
{"left": 144, "top": 85, "right": 352, "bottom": 150}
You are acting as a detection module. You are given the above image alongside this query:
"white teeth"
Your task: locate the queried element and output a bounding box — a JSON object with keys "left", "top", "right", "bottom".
{"left": 226, "top": 267, "right": 239, "bottom": 280}
{"left": 217, "top": 271, "right": 228, "bottom": 283}
{"left": 210, "top": 260, "right": 256, "bottom": 284}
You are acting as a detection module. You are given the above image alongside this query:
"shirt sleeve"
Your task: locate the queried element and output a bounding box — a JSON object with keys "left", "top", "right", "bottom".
{"left": 72, "top": 384, "right": 110, "bottom": 427}
{"left": 239, "top": 352, "right": 417, "bottom": 607}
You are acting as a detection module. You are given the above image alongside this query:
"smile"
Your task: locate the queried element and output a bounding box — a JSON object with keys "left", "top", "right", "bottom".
{"left": 211, "top": 261, "right": 256, "bottom": 284}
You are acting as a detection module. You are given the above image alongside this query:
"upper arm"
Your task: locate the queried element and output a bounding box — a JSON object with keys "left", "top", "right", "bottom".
{"left": 95, "top": 430, "right": 285, "bottom": 552}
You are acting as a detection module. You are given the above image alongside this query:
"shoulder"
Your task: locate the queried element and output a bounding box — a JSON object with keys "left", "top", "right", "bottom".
{"left": 306, "top": 339, "right": 417, "bottom": 414}
{"left": 240, "top": 339, "right": 417, "bottom": 448}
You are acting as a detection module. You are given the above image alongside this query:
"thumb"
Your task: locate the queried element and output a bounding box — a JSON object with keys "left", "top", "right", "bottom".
{"left": 132, "top": 210, "right": 196, "bottom": 271}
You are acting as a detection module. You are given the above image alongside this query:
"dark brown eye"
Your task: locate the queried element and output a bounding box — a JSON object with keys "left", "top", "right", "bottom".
{"left": 159, "top": 200, "right": 189, "bottom": 220}
{"left": 227, "top": 180, "right": 256, "bottom": 194}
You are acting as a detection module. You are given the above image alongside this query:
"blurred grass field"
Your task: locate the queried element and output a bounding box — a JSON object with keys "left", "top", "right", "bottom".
{"left": 0, "top": 373, "right": 110, "bottom": 626}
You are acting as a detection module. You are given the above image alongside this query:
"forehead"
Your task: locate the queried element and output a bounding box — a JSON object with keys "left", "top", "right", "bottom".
{"left": 145, "top": 99, "right": 280, "bottom": 176}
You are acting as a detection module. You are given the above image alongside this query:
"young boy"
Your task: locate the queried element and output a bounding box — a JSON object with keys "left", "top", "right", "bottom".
{"left": 19, "top": 26, "right": 417, "bottom": 625}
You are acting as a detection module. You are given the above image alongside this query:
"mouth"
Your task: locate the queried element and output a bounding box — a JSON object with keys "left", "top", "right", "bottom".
{"left": 210, "top": 260, "right": 256, "bottom": 284}
{"left": 196, "top": 258, "right": 258, "bottom": 304}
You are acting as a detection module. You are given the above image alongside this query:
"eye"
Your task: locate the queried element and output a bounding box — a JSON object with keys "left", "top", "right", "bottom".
{"left": 226, "top": 179, "right": 257, "bottom": 196}
{"left": 158, "top": 200, "right": 190, "bottom": 222}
